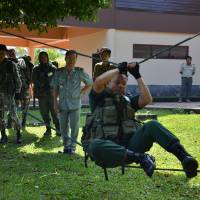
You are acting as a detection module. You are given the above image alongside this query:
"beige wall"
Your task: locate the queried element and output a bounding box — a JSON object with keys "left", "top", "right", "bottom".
{"left": 68, "top": 29, "right": 200, "bottom": 86}
{"left": 68, "top": 30, "right": 108, "bottom": 75}
{"left": 114, "top": 30, "right": 200, "bottom": 85}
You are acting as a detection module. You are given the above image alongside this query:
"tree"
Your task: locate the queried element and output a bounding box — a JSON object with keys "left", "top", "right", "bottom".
{"left": 0, "top": 0, "right": 111, "bottom": 32}
{"left": 16, "top": 47, "right": 28, "bottom": 57}
{"left": 34, "top": 48, "right": 64, "bottom": 65}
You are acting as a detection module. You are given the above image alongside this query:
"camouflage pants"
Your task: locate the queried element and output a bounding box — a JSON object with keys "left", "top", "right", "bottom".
{"left": 0, "top": 93, "right": 21, "bottom": 131}
{"left": 16, "top": 88, "right": 30, "bottom": 120}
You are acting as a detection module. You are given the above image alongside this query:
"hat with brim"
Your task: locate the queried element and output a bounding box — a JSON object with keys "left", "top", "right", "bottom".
{"left": 0, "top": 44, "right": 8, "bottom": 51}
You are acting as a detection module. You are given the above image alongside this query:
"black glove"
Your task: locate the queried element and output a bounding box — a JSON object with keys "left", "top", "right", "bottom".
{"left": 128, "top": 62, "right": 141, "bottom": 79}
{"left": 15, "top": 93, "right": 21, "bottom": 100}
{"left": 118, "top": 62, "right": 128, "bottom": 76}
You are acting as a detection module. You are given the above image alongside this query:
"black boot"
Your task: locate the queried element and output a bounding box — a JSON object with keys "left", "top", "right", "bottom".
{"left": 44, "top": 126, "right": 51, "bottom": 136}
{"left": 16, "top": 129, "right": 22, "bottom": 144}
{"left": 126, "top": 150, "right": 156, "bottom": 177}
{"left": 55, "top": 122, "right": 61, "bottom": 136}
{"left": 168, "top": 142, "right": 199, "bottom": 178}
{"left": 1, "top": 129, "right": 7, "bottom": 144}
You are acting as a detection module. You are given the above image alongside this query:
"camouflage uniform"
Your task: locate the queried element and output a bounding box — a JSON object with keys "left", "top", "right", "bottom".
{"left": 8, "top": 57, "right": 33, "bottom": 127}
{"left": 0, "top": 58, "right": 22, "bottom": 144}
{"left": 93, "top": 62, "right": 116, "bottom": 80}
{"left": 32, "top": 62, "right": 59, "bottom": 136}
{"left": 20, "top": 56, "right": 33, "bottom": 126}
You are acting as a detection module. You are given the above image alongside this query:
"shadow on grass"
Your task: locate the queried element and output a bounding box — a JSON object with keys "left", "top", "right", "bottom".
{"left": 5, "top": 128, "right": 39, "bottom": 147}
{"left": 33, "top": 134, "right": 63, "bottom": 151}
{"left": 0, "top": 148, "right": 199, "bottom": 199}
{"left": 2, "top": 126, "right": 63, "bottom": 152}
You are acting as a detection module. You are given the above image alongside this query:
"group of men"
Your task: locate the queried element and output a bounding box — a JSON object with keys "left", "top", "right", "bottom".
{"left": 0, "top": 44, "right": 33, "bottom": 144}
{"left": 0, "top": 44, "right": 93, "bottom": 157}
{"left": 0, "top": 43, "right": 198, "bottom": 179}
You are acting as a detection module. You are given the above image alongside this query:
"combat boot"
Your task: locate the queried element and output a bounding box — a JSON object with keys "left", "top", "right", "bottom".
{"left": 1, "top": 129, "right": 7, "bottom": 144}
{"left": 168, "top": 142, "right": 199, "bottom": 178}
{"left": 16, "top": 129, "right": 22, "bottom": 144}
{"left": 126, "top": 150, "right": 156, "bottom": 177}
{"left": 43, "top": 126, "right": 51, "bottom": 136}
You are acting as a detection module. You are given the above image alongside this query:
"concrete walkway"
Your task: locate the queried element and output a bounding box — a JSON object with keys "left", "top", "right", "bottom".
{"left": 29, "top": 98, "right": 200, "bottom": 112}
{"left": 146, "top": 101, "right": 200, "bottom": 112}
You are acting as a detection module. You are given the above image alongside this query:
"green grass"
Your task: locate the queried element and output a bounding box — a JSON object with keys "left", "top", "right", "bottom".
{"left": 0, "top": 110, "right": 200, "bottom": 200}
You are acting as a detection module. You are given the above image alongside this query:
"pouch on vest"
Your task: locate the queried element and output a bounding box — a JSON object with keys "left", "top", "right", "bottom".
{"left": 102, "top": 125, "right": 119, "bottom": 138}
{"left": 121, "top": 120, "right": 137, "bottom": 135}
{"left": 102, "top": 105, "right": 118, "bottom": 124}
{"left": 91, "top": 124, "right": 104, "bottom": 139}
{"left": 126, "top": 104, "right": 136, "bottom": 119}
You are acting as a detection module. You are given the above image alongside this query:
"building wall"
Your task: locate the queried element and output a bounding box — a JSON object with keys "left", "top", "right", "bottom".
{"left": 68, "top": 29, "right": 108, "bottom": 75}
{"left": 113, "top": 30, "right": 200, "bottom": 98}
{"left": 68, "top": 29, "right": 200, "bottom": 101}
{"left": 113, "top": 30, "right": 200, "bottom": 85}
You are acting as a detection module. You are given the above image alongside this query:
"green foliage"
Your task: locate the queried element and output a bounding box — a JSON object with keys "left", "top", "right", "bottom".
{"left": 0, "top": 110, "right": 200, "bottom": 199}
{"left": 15, "top": 47, "right": 28, "bottom": 57}
{"left": 34, "top": 48, "right": 64, "bottom": 65}
{"left": 0, "top": 0, "right": 111, "bottom": 32}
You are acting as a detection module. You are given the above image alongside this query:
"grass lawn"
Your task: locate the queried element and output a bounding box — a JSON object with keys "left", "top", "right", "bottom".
{"left": 0, "top": 109, "right": 200, "bottom": 200}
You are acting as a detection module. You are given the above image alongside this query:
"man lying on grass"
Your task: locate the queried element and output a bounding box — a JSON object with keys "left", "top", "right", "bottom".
{"left": 82, "top": 62, "right": 199, "bottom": 178}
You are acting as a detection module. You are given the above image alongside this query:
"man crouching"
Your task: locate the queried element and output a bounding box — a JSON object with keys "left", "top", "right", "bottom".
{"left": 82, "top": 61, "right": 198, "bottom": 178}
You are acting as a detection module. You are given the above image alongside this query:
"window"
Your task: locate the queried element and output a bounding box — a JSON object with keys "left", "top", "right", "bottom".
{"left": 133, "top": 44, "right": 188, "bottom": 59}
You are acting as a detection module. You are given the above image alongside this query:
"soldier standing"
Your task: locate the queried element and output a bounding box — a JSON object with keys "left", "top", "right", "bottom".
{"left": 0, "top": 44, "right": 22, "bottom": 144}
{"left": 93, "top": 47, "right": 116, "bottom": 80}
{"left": 32, "top": 51, "right": 60, "bottom": 136}
{"left": 7, "top": 49, "right": 33, "bottom": 128}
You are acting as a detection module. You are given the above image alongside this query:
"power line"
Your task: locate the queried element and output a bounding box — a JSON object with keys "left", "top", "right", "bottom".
{"left": 1, "top": 29, "right": 200, "bottom": 66}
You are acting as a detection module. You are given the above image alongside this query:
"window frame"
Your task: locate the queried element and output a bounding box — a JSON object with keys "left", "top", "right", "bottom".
{"left": 133, "top": 44, "right": 189, "bottom": 59}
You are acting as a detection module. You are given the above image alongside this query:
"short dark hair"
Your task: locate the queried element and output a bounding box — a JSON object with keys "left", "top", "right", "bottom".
{"left": 0, "top": 44, "right": 8, "bottom": 51}
{"left": 38, "top": 51, "right": 49, "bottom": 60}
{"left": 186, "top": 55, "right": 192, "bottom": 60}
{"left": 38, "top": 51, "right": 49, "bottom": 62}
{"left": 99, "top": 47, "right": 111, "bottom": 55}
{"left": 65, "top": 50, "right": 77, "bottom": 57}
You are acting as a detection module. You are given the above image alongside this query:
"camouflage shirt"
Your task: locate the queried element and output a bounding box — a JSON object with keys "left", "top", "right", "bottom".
{"left": 93, "top": 62, "right": 116, "bottom": 80}
{"left": 0, "top": 58, "right": 22, "bottom": 95}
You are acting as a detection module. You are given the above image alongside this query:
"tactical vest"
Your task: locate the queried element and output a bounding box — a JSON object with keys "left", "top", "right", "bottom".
{"left": 0, "top": 59, "right": 16, "bottom": 95}
{"left": 93, "top": 62, "right": 116, "bottom": 80}
{"left": 82, "top": 91, "right": 141, "bottom": 148}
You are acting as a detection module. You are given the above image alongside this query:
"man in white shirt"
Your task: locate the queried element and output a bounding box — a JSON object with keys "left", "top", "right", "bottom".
{"left": 179, "top": 56, "right": 195, "bottom": 103}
